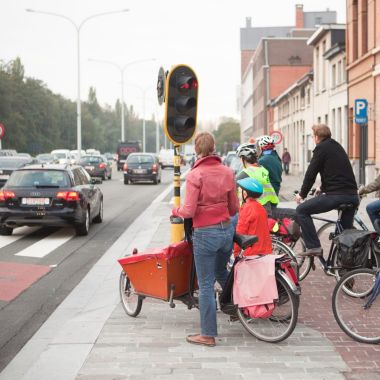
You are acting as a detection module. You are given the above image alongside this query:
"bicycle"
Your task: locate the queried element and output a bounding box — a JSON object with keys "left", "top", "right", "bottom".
{"left": 119, "top": 232, "right": 300, "bottom": 344}
{"left": 332, "top": 267, "right": 380, "bottom": 344}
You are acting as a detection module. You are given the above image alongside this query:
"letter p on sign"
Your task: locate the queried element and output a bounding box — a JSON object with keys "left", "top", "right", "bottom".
{"left": 354, "top": 99, "right": 368, "bottom": 124}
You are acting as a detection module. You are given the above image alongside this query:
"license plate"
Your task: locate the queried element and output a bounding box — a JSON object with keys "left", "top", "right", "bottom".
{"left": 22, "top": 198, "right": 50, "bottom": 206}
{"left": 134, "top": 169, "right": 147, "bottom": 174}
{"left": 0, "top": 175, "right": 9, "bottom": 180}
{"left": 85, "top": 166, "right": 94, "bottom": 171}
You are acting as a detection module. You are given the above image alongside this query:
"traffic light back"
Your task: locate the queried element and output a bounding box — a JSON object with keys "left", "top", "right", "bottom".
{"left": 164, "top": 65, "right": 198, "bottom": 145}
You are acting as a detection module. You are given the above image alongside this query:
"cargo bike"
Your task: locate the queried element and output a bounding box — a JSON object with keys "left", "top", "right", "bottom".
{"left": 118, "top": 221, "right": 301, "bottom": 343}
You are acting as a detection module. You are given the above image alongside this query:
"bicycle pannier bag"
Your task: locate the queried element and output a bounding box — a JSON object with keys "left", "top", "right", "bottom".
{"left": 333, "top": 229, "right": 373, "bottom": 268}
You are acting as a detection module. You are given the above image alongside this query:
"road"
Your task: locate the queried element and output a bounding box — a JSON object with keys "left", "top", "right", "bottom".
{"left": 0, "top": 165, "right": 177, "bottom": 371}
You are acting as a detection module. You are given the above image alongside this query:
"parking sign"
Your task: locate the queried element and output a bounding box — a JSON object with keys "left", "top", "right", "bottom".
{"left": 354, "top": 99, "right": 368, "bottom": 124}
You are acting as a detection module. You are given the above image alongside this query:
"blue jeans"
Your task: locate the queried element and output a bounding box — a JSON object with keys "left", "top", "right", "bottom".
{"left": 366, "top": 199, "right": 380, "bottom": 228}
{"left": 192, "top": 223, "right": 234, "bottom": 337}
{"left": 296, "top": 193, "right": 359, "bottom": 249}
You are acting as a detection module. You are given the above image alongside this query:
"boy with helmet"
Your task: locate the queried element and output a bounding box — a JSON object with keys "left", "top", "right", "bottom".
{"left": 236, "top": 142, "right": 279, "bottom": 212}
{"left": 258, "top": 135, "right": 283, "bottom": 195}
{"left": 234, "top": 177, "right": 272, "bottom": 256}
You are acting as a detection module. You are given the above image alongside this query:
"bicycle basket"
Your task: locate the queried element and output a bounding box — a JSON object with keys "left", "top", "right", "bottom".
{"left": 333, "top": 229, "right": 373, "bottom": 268}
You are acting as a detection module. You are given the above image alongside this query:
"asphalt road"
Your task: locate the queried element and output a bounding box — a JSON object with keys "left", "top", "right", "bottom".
{"left": 0, "top": 165, "right": 176, "bottom": 371}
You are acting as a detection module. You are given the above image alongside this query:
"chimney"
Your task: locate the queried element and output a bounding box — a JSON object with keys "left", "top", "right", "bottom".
{"left": 295, "top": 4, "right": 304, "bottom": 29}
{"left": 246, "top": 17, "right": 252, "bottom": 28}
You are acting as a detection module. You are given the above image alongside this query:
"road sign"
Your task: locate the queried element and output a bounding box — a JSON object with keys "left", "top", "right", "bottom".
{"left": 270, "top": 130, "right": 283, "bottom": 145}
{"left": 157, "top": 67, "right": 166, "bottom": 105}
{"left": 354, "top": 99, "right": 368, "bottom": 124}
{"left": 0, "top": 123, "right": 5, "bottom": 139}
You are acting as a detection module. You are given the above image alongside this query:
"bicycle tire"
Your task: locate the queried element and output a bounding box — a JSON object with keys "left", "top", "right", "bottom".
{"left": 332, "top": 268, "right": 380, "bottom": 344}
{"left": 119, "top": 271, "right": 143, "bottom": 317}
{"left": 237, "top": 273, "right": 299, "bottom": 343}
{"left": 272, "top": 239, "right": 299, "bottom": 279}
{"left": 290, "top": 237, "right": 312, "bottom": 281}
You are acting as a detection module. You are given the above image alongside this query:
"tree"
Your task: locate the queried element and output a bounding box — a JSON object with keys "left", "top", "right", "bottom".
{"left": 213, "top": 118, "right": 240, "bottom": 155}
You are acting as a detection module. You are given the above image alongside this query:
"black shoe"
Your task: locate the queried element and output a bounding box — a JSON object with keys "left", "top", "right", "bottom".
{"left": 297, "top": 247, "right": 323, "bottom": 257}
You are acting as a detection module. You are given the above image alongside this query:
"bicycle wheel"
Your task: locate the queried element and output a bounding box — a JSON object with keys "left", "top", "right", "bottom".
{"left": 237, "top": 273, "right": 299, "bottom": 343}
{"left": 272, "top": 239, "right": 299, "bottom": 278}
{"left": 119, "top": 271, "right": 143, "bottom": 317}
{"left": 290, "top": 237, "right": 312, "bottom": 281}
{"left": 332, "top": 268, "right": 380, "bottom": 344}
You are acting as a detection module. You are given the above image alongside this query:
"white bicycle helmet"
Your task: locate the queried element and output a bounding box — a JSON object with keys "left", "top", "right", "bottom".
{"left": 236, "top": 143, "right": 258, "bottom": 159}
{"left": 258, "top": 135, "right": 275, "bottom": 148}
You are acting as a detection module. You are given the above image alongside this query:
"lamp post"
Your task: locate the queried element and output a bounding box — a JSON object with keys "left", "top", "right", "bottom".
{"left": 26, "top": 8, "right": 129, "bottom": 159}
{"left": 88, "top": 58, "right": 155, "bottom": 142}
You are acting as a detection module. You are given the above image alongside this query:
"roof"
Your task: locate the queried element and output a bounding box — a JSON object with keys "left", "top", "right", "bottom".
{"left": 307, "top": 24, "right": 346, "bottom": 46}
{"left": 240, "top": 26, "right": 293, "bottom": 50}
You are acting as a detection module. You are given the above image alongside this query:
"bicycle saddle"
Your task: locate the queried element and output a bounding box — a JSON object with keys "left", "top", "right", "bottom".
{"left": 233, "top": 233, "right": 258, "bottom": 249}
{"left": 336, "top": 203, "right": 355, "bottom": 211}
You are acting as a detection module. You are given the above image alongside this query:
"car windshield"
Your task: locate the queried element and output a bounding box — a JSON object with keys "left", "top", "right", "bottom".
{"left": 7, "top": 170, "right": 70, "bottom": 188}
{"left": 80, "top": 156, "right": 102, "bottom": 164}
{"left": 0, "top": 158, "right": 29, "bottom": 169}
{"left": 127, "top": 155, "right": 154, "bottom": 164}
{"left": 54, "top": 153, "right": 67, "bottom": 159}
{"left": 37, "top": 154, "right": 53, "bottom": 161}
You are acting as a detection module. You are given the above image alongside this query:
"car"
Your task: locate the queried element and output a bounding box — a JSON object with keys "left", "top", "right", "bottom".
{"left": 224, "top": 151, "right": 237, "bottom": 167}
{"left": 86, "top": 149, "right": 101, "bottom": 156}
{"left": 0, "top": 149, "right": 17, "bottom": 157}
{"left": 158, "top": 149, "right": 174, "bottom": 169}
{"left": 101, "top": 155, "right": 113, "bottom": 180}
{"left": 123, "top": 153, "right": 161, "bottom": 185}
{"left": 36, "top": 153, "right": 59, "bottom": 164}
{"left": 78, "top": 155, "right": 111, "bottom": 180}
{"left": 0, "top": 156, "right": 34, "bottom": 188}
{"left": 51, "top": 149, "right": 71, "bottom": 164}
{"left": 0, "top": 164, "right": 103, "bottom": 236}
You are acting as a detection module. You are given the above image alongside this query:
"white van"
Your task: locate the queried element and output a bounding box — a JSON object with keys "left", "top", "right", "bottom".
{"left": 158, "top": 149, "right": 174, "bottom": 168}
{"left": 51, "top": 149, "right": 71, "bottom": 164}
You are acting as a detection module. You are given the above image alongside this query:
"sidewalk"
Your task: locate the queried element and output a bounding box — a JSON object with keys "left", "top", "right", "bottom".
{"left": 1, "top": 175, "right": 379, "bottom": 380}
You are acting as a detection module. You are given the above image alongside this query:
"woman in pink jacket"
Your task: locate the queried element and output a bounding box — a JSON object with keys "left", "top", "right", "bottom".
{"left": 172, "top": 132, "right": 239, "bottom": 347}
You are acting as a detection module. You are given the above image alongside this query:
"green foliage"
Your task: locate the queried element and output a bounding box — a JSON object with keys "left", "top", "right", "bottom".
{"left": 0, "top": 57, "right": 165, "bottom": 154}
{"left": 213, "top": 118, "right": 240, "bottom": 155}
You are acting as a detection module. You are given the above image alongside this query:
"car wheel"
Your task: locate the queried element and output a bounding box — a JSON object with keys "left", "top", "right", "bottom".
{"left": 76, "top": 208, "right": 90, "bottom": 236}
{"left": 124, "top": 177, "right": 129, "bottom": 185}
{"left": 93, "top": 199, "right": 103, "bottom": 223}
{"left": 108, "top": 174, "right": 112, "bottom": 180}
{"left": 103, "top": 173, "right": 107, "bottom": 181}
{"left": 0, "top": 226, "right": 13, "bottom": 235}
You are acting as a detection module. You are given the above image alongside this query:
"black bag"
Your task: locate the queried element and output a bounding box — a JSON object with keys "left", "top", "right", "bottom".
{"left": 333, "top": 229, "right": 373, "bottom": 268}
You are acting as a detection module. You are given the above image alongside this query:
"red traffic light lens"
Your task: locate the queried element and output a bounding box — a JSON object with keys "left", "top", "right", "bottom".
{"left": 178, "top": 77, "right": 198, "bottom": 92}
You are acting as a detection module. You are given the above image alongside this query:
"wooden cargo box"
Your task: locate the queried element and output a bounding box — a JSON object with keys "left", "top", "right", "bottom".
{"left": 118, "top": 241, "right": 193, "bottom": 301}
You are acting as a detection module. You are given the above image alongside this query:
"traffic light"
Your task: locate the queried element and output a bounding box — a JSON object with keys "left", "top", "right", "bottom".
{"left": 164, "top": 65, "right": 198, "bottom": 145}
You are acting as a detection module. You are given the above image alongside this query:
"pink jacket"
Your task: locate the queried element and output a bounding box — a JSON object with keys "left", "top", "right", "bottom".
{"left": 172, "top": 155, "right": 239, "bottom": 228}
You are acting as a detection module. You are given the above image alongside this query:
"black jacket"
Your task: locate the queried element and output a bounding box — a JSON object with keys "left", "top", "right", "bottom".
{"left": 300, "top": 138, "right": 357, "bottom": 199}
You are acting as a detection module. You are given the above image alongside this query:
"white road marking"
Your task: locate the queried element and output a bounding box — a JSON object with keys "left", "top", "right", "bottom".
{"left": 0, "top": 226, "right": 40, "bottom": 250}
{"left": 15, "top": 228, "right": 74, "bottom": 258}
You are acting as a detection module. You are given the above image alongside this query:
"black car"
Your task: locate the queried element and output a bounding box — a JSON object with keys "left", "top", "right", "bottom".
{"left": 0, "top": 164, "right": 103, "bottom": 236}
{"left": 123, "top": 153, "right": 161, "bottom": 185}
{"left": 79, "top": 155, "right": 111, "bottom": 180}
{"left": 0, "top": 156, "right": 35, "bottom": 188}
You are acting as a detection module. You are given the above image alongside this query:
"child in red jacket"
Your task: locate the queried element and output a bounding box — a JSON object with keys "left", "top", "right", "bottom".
{"left": 234, "top": 177, "right": 272, "bottom": 256}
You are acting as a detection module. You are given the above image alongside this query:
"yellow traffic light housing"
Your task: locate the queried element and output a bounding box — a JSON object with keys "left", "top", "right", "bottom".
{"left": 164, "top": 64, "right": 198, "bottom": 145}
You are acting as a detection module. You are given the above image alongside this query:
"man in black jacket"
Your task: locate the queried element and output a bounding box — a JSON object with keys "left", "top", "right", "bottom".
{"left": 295, "top": 124, "right": 359, "bottom": 257}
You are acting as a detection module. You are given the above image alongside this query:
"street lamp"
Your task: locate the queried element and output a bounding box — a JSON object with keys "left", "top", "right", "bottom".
{"left": 88, "top": 58, "right": 155, "bottom": 142}
{"left": 26, "top": 8, "right": 129, "bottom": 159}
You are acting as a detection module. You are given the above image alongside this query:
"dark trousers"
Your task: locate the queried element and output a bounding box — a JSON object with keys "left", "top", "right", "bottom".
{"left": 283, "top": 162, "right": 290, "bottom": 175}
{"left": 296, "top": 193, "right": 359, "bottom": 249}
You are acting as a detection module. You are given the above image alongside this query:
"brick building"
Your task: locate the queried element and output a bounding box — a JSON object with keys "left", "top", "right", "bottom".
{"left": 240, "top": 4, "right": 337, "bottom": 141}
{"left": 346, "top": 0, "right": 380, "bottom": 183}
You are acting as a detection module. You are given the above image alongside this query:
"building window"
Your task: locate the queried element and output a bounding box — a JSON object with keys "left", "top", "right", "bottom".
{"left": 317, "top": 116, "right": 321, "bottom": 123}
{"left": 353, "top": 0, "right": 358, "bottom": 61}
{"left": 325, "top": 114, "right": 328, "bottom": 125}
{"left": 361, "top": 0, "right": 368, "bottom": 55}
{"left": 315, "top": 47, "right": 320, "bottom": 92}
{"left": 322, "top": 40, "right": 326, "bottom": 89}
{"left": 307, "top": 88, "right": 311, "bottom": 105}
{"left": 342, "top": 57, "right": 347, "bottom": 82}
{"left": 332, "top": 108, "right": 336, "bottom": 138}
{"left": 332, "top": 64, "right": 337, "bottom": 88}
{"left": 337, "top": 61, "right": 342, "bottom": 84}
{"left": 337, "top": 107, "right": 342, "bottom": 144}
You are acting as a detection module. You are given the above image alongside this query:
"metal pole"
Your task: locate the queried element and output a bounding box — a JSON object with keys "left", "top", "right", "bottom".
{"left": 156, "top": 119, "right": 159, "bottom": 153}
{"left": 121, "top": 69, "right": 125, "bottom": 141}
{"left": 76, "top": 29, "right": 82, "bottom": 158}
{"left": 171, "top": 144, "right": 184, "bottom": 242}
{"left": 142, "top": 92, "right": 146, "bottom": 152}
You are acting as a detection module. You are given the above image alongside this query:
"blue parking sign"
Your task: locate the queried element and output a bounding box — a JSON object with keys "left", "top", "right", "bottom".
{"left": 354, "top": 99, "right": 368, "bottom": 124}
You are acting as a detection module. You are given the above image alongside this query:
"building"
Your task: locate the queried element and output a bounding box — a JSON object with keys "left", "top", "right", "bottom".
{"left": 346, "top": 0, "right": 380, "bottom": 184}
{"left": 240, "top": 4, "right": 337, "bottom": 142}
{"left": 307, "top": 24, "right": 348, "bottom": 151}
{"left": 271, "top": 72, "right": 313, "bottom": 175}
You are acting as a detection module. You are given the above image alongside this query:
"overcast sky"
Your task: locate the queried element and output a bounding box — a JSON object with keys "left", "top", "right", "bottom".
{"left": 1, "top": 0, "right": 346, "bottom": 123}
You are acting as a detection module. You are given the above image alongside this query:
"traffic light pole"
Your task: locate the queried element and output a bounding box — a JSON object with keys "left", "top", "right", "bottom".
{"left": 171, "top": 144, "right": 184, "bottom": 243}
